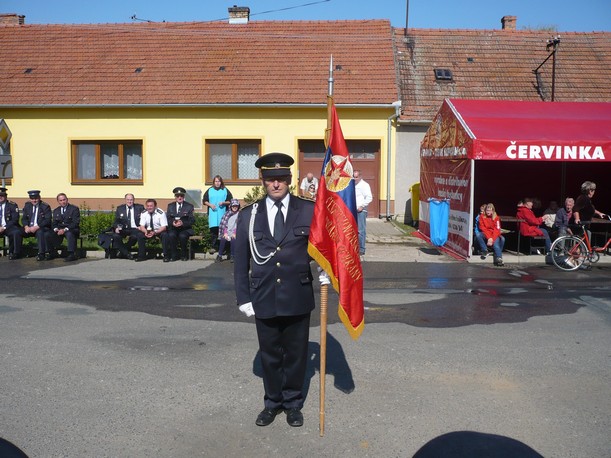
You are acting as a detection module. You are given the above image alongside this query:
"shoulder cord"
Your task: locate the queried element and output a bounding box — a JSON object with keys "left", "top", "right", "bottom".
{"left": 248, "top": 203, "right": 278, "bottom": 265}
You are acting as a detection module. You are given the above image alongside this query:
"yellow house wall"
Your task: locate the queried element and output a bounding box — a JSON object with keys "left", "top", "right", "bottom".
{"left": 2, "top": 106, "right": 395, "bottom": 208}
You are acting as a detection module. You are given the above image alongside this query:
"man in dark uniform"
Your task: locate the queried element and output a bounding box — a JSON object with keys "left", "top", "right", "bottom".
{"left": 109, "top": 193, "right": 146, "bottom": 260}
{"left": 0, "top": 187, "right": 22, "bottom": 259}
{"left": 166, "top": 187, "right": 195, "bottom": 261}
{"left": 13, "top": 190, "right": 52, "bottom": 261}
{"left": 234, "top": 152, "right": 315, "bottom": 428}
{"left": 48, "top": 193, "right": 81, "bottom": 262}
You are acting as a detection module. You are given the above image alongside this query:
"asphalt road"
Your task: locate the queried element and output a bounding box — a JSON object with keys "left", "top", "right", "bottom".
{"left": 0, "top": 255, "right": 610, "bottom": 457}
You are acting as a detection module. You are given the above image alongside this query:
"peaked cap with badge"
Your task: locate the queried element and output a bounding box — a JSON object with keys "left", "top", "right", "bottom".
{"left": 255, "top": 152, "right": 294, "bottom": 179}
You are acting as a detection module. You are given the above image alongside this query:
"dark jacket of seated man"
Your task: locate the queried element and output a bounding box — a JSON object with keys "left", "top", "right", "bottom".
{"left": 110, "top": 202, "right": 146, "bottom": 259}
{"left": 49, "top": 196, "right": 81, "bottom": 256}
{"left": 14, "top": 192, "right": 52, "bottom": 258}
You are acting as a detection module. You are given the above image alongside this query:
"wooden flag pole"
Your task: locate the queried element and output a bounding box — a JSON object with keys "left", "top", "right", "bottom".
{"left": 319, "top": 283, "right": 328, "bottom": 436}
{"left": 319, "top": 58, "right": 334, "bottom": 437}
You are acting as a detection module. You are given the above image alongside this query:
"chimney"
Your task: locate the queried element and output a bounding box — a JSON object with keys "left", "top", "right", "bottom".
{"left": 0, "top": 14, "right": 25, "bottom": 26}
{"left": 501, "top": 15, "right": 517, "bottom": 30}
{"left": 228, "top": 6, "right": 250, "bottom": 24}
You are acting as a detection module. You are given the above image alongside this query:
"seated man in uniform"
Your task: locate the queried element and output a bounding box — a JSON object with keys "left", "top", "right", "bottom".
{"left": 137, "top": 199, "right": 169, "bottom": 262}
{"left": 13, "top": 190, "right": 53, "bottom": 261}
{"left": 166, "top": 187, "right": 195, "bottom": 261}
{"left": 107, "top": 193, "right": 146, "bottom": 260}
{"left": 0, "top": 187, "right": 22, "bottom": 259}
{"left": 48, "top": 193, "right": 81, "bottom": 262}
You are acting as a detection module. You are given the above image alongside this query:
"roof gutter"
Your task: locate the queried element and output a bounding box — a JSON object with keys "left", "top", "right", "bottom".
{"left": 382, "top": 101, "right": 402, "bottom": 220}
{"left": 0, "top": 103, "right": 399, "bottom": 109}
{"left": 396, "top": 118, "right": 432, "bottom": 126}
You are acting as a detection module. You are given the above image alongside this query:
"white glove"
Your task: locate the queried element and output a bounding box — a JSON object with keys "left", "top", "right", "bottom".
{"left": 239, "top": 302, "right": 255, "bottom": 317}
{"left": 317, "top": 267, "right": 331, "bottom": 286}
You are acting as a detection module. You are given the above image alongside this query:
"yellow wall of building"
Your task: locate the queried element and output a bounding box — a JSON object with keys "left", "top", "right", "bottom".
{"left": 2, "top": 106, "right": 395, "bottom": 207}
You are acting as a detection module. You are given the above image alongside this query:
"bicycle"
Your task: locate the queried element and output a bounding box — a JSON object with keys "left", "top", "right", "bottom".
{"left": 550, "top": 215, "right": 611, "bottom": 271}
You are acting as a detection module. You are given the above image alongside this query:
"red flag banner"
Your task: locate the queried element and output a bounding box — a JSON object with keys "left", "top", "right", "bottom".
{"left": 308, "top": 104, "right": 365, "bottom": 339}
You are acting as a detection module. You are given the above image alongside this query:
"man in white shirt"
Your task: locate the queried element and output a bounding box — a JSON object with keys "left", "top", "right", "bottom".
{"left": 137, "top": 199, "right": 169, "bottom": 262}
{"left": 299, "top": 172, "right": 318, "bottom": 198}
{"left": 353, "top": 170, "right": 373, "bottom": 258}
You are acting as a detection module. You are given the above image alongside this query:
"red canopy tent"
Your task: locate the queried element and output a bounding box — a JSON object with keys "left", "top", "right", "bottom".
{"left": 418, "top": 98, "right": 611, "bottom": 259}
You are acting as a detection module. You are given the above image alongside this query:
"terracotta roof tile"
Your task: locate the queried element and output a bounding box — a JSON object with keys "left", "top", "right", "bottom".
{"left": 395, "top": 28, "right": 611, "bottom": 122}
{"left": 0, "top": 20, "right": 398, "bottom": 106}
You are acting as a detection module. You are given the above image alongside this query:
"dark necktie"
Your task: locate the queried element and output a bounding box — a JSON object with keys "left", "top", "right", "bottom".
{"left": 149, "top": 213, "right": 154, "bottom": 229}
{"left": 61, "top": 207, "right": 65, "bottom": 215}
{"left": 127, "top": 207, "right": 132, "bottom": 228}
{"left": 274, "top": 201, "right": 284, "bottom": 243}
{"left": 178, "top": 203, "right": 182, "bottom": 213}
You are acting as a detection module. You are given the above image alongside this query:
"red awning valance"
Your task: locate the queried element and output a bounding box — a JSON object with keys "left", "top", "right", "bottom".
{"left": 422, "top": 99, "right": 611, "bottom": 162}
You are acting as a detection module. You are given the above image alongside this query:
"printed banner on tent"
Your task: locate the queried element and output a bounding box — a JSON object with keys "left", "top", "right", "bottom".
{"left": 419, "top": 158, "right": 472, "bottom": 258}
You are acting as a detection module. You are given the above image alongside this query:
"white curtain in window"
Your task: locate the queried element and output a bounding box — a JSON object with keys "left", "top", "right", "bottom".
{"left": 101, "top": 144, "right": 119, "bottom": 179}
{"left": 76, "top": 144, "right": 96, "bottom": 179}
{"left": 238, "top": 143, "right": 259, "bottom": 179}
{"left": 124, "top": 144, "right": 143, "bottom": 179}
{"left": 209, "top": 143, "right": 233, "bottom": 179}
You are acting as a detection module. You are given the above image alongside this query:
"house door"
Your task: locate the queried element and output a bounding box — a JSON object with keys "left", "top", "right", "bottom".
{"left": 298, "top": 139, "right": 380, "bottom": 218}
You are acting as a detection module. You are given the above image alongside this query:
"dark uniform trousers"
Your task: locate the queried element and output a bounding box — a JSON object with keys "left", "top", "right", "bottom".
{"left": 234, "top": 195, "right": 315, "bottom": 411}
{"left": 255, "top": 314, "right": 311, "bottom": 410}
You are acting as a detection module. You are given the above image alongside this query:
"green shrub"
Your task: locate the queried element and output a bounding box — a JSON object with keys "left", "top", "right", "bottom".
{"left": 192, "top": 213, "right": 212, "bottom": 252}
{"left": 78, "top": 206, "right": 215, "bottom": 253}
{"left": 79, "top": 204, "right": 114, "bottom": 240}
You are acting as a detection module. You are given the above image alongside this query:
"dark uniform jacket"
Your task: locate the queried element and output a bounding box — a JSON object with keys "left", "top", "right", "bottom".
{"left": 113, "top": 203, "right": 145, "bottom": 229}
{"left": 52, "top": 204, "right": 80, "bottom": 233}
{"left": 166, "top": 201, "right": 195, "bottom": 230}
{"left": 21, "top": 201, "right": 52, "bottom": 229}
{"left": 1, "top": 201, "right": 21, "bottom": 231}
{"left": 234, "top": 195, "right": 315, "bottom": 319}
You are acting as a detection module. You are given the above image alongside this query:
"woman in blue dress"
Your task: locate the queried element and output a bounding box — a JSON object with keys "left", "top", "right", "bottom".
{"left": 203, "top": 175, "right": 233, "bottom": 254}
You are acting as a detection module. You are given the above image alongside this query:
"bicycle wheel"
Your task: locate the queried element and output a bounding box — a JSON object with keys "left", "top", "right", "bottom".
{"left": 550, "top": 236, "right": 588, "bottom": 271}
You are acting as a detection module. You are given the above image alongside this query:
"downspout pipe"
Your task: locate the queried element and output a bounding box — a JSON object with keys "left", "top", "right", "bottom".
{"left": 384, "top": 101, "right": 402, "bottom": 220}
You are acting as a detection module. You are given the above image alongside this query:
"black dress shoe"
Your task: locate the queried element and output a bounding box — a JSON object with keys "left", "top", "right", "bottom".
{"left": 134, "top": 257, "right": 146, "bottom": 262}
{"left": 46, "top": 252, "right": 58, "bottom": 260}
{"left": 126, "top": 254, "right": 134, "bottom": 260}
{"left": 181, "top": 257, "right": 189, "bottom": 261}
{"left": 255, "top": 408, "right": 282, "bottom": 427}
{"left": 64, "top": 254, "right": 77, "bottom": 262}
{"left": 9, "top": 254, "right": 21, "bottom": 260}
{"left": 36, "top": 254, "right": 46, "bottom": 261}
{"left": 163, "top": 257, "right": 170, "bottom": 263}
{"left": 286, "top": 408, "right": 303, "bottom": 427}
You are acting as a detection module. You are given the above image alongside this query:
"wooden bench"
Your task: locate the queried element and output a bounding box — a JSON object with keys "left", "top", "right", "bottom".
{"left": 524, "top": 235, "right": 547, "bottom": 255}
{"left": 1, "top": 235, "right": 8, "bottom": 256}
{"left": 188, "top": 235, "right": 204, "bottom": 259}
